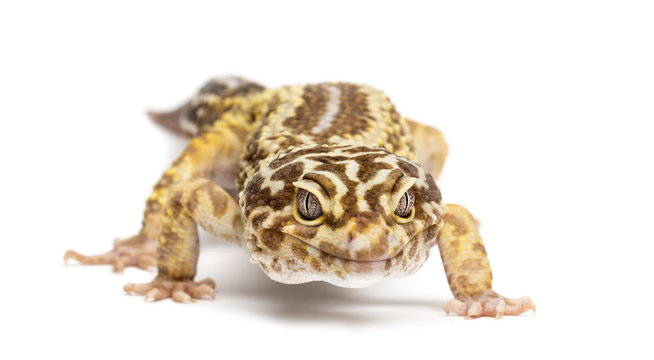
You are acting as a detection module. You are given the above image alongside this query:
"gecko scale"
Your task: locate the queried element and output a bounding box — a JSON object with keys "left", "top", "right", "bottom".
{"left": 65, "top": 77, "right": 535, "bottom": 317}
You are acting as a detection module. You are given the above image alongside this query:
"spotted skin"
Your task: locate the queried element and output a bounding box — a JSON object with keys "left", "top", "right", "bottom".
{"left": 65, "top": 76, "right": 534, "bottom": 317}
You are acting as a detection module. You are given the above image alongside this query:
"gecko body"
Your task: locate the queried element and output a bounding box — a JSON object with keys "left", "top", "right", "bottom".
{"left": 66, "top": 77, "right": 534, "bottom": 317}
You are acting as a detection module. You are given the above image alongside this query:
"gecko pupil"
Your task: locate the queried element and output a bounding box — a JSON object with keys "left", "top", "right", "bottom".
{"left": 297, "top": 189, "right": 322, "bottom": 220}
{"left": 395, "top": 188, "right": 415, "bottom": 218}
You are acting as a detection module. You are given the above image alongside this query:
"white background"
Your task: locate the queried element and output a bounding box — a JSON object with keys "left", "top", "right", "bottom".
{"left": 1, "top": 1, "right": 653, "bottom": 359}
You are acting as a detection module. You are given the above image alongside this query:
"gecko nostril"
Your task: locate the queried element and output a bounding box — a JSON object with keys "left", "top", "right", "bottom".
{"left": 347, "top": 234, "right": 353, "bottom": 243}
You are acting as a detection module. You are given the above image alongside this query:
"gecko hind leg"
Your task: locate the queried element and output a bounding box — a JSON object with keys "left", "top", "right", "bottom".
{"left": 64, "top": 233, "right": 157, "bottom": 272}
{"left": 405, "top": 118, "right": 448, "bottom": 180}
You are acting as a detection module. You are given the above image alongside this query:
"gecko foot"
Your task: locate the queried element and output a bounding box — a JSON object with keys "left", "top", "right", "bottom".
{"left": 444, "top": 292, "right": 535, "bottom": 318}
{"left": 124, "top": 277, "right": 216, "bottom": 303}
{"left": 64, "top": 233, "right": 158, "bottom": 272}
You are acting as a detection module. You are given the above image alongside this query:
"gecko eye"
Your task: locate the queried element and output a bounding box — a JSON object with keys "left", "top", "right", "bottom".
{"left": 395, "top": 188, "right": 415, "bottom": 218}
{"left": 297, "top": 189, "right": 323, "bottom": 220}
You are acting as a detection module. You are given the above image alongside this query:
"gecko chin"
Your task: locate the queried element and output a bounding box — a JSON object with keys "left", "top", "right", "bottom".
{"left": 250, "top": 233, "right": 432, "bottom": 288}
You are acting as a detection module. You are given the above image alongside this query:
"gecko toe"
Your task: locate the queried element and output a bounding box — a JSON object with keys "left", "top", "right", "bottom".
{"left": 144, "top": 288, "right": 169, "bottom": 302}
{"left": 495, "top": 299, "right": 506, "bottom": 318}
{"left": 446, "top": 293, "right": 535, "bottom": 318}
{"left": 504, "top": 296, "right": 536, "bottom": 316}
{"left": 444, "top": 299, "right": 467, "bottom": 316}
{"left": 64, "top": 234, "right": 158, "bottom": 272}
{"left": 188, "top": 284, "right": 215, "bottom": 299}
{"left": 466, "top": 302, "right": 482, "bottom": 318}
{"left": 172, "top": 289, "right": 194, "bottom": 303}
{"left": 126, "top": 278, "right": 217, "bottom": 302}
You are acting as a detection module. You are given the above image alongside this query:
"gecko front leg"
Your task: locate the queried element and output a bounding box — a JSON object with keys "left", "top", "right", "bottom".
{"left": 124, "top": 178, "right": 244, "bottom": 302}
{"left": 64, "top": 77, "right": 262, "bottom": 272}
{"left": 64, "top": 127, "right": 246, "bottom": 271}
{"left": 438, "top": 204, "right": 535, "bottom": 318}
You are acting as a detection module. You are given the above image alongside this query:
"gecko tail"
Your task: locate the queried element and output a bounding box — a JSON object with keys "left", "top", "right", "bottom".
{"left": 147, "top": 76, "right": 265, "bottom": 138}
{"left": 148, "top": 104, "right": 192, "bottom": 137}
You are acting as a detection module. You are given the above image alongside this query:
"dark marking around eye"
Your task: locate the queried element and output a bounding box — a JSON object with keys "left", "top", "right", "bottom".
{"left": 395, "top": 188, "right": 415, "bottom": 218}
{"left": 397, "top": 159, "right": 419, "bottom": 178}
{"left": 297, "top": 189, "right": 323, "bottom": 220}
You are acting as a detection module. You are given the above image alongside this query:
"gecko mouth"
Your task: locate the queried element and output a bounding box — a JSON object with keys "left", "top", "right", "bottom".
{"left": 287, "top": 234, "right": 408, "bottom": 265}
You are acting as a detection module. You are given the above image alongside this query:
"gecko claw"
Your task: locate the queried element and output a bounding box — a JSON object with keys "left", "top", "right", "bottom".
{"left": 495, "top": 299, "right": 506, "bottom": 318}
{"left": 465, "top": 303, "right": 482, "bottom": 318}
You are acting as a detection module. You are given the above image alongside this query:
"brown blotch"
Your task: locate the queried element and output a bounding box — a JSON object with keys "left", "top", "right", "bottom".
{"left": 442, "top": 214, "right": 468, "bottom": 237}
{"left": 364, "top": 176, "right": 398, "bottom": 213}
{"left": 169, "top": 190, "right": 184, "bottom": 210}
{"left": 261, "top": 229, "right": 283, "bottom": 250}
{"left": 424, "top": 224, "right": 439, "bottom": 242}
{"left": 185, "top": 79, "right": 265, "bottom": 135}
{"left": 343, "top": 146, "right": 382, "bottom": 154}
{"left": 359, "top": 227, "right": 391, "bottom": 260}
{"left": 286, "top": 259, "right": 299, "bottom": 271}
{"left": 408, "top": 240, "right": 418, "bottom": 259}
{"left": 384, "top": 259, "right": 392, "bottom": 270}
{"left": 401, "top": 221, "right": 418, "bottom": 239}
{"left": 309, "top": 258, "right": 322, "bottom": 272}
{"left": 184, "top": 98, "right": 224, "bottom": 135}
{"left": 306, "top": 155, "right": 349, "bottom": 163}
{"left": 250, "top": 212, "right": 269, "bottom": 230}
{"left": 224, "top": 83, "right": 266, "bottom": 97}
{"left": 145, "top": 198, "right": 163, "bottom": 214}
{"left": 188, "top": 182, "right": 228, "bottom": 218}
{"left": 199, "top": 80, "right": 228, "bottom": 95}
{"left": 247, "top": 234, "right": 262, "bottom": 253}
{"left": 291, "top": 243, "right": 309, "bottom": 259}
{"left": 355, "top": 154, "right": 394, "bottom": 182}
{"left": 293, "top": 225, "right": 318, "bottom": 239}
{"left": 303, "top": 172, "right": 339, "bottom": 197}
{"left": 423, "top": 174, "right": 442, "bottom": 204}
{"left": 461, "top": 258, "right": 483, "bottom": 272}
{"left": 271, "top": 257, "right": 282, "bottom": 272}
{"left": 455, "top": 275, "right": 472, "bottom": 293}
{"left": 153, "top": 173, "right": 175, "bottom": 191}
{"left": 318, "top": 250, "right": 333, "bottom": 266}
{"left": 244, "top": 173, "right": 293, "bottom": 216}
{"left": 271, "top": 161, "right": 305, "bottom": 181}
{"left": 269, "top": 146, "right": 331, "bottom": 169}
{"left": 397, "top": 159, "right": 419, "bottom": 178}
{"left": 473, "top": 243, "right": 487, "bottom": 256}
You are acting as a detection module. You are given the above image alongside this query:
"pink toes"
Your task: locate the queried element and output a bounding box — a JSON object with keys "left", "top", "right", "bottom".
{"left": 124, "top": 277, "right": 216, "bottom": 303}
{"left": 444, "top": 294, "right": 535, "bottom": 318}
{"left": 444, "top": 299, "right": 468, "bottom": 316}
{"left": 504, "top": 296, "right": 536, "bottom": 316}
{"left": 64, "top": 235, "right": 158, "bottom": 272}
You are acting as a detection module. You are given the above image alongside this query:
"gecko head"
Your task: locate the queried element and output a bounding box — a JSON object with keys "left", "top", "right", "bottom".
{"left": 240, "top": 145, "right": 443, "bottom": 287}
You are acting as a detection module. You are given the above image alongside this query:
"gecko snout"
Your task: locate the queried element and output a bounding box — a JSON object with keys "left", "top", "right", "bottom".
{"left": 342, "top": 226, "right": 402, "bottom": 262}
